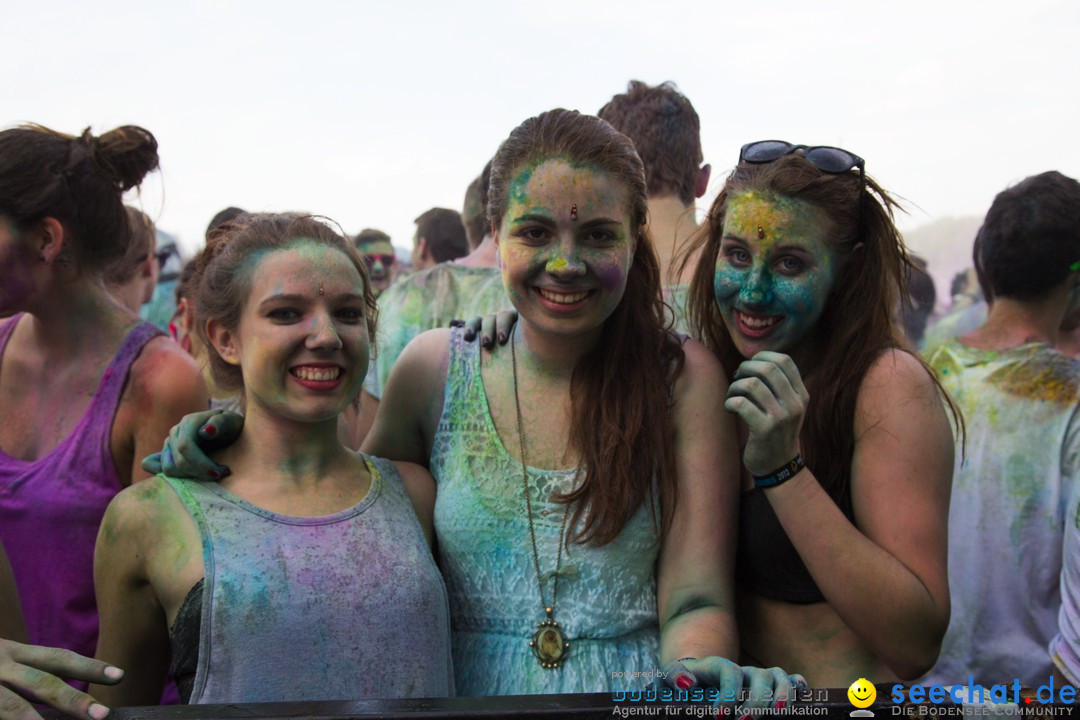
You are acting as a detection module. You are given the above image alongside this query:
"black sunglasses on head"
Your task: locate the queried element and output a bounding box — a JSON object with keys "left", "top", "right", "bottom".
{"left": 739, "top": 140, "right": 867, "bottom": 237}
{"left": 739, "top": 140, "right": 864, "bottom": 178}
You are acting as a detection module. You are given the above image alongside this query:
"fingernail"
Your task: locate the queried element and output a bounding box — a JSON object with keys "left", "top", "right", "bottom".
{"left": 103, "top": 665, "right": 124, "bottom": 681}
{"left": 775, "top": 699, "right": 787, "bottom": 710}
{"left": 463, "top": 330, "right": 475, "bottom": 341}
{"left": 498, "top": 332, "right": 506, "bottom": 344}
{"left": 482, "top": 335, "right": 491, "bottom": 346}
{"left": 88, "top": 703, "right": 110, "bottom": 720}
{"left": 676, "top": 673, "right": 694, "bottom": 690}
{"left": 219, "top": 467, "right": 231, "bottom": 479}
{"left": 203, "top": 424, "right": 217, "bottom": 437}
{"left": 208, "top": 469, "right": 220, "bottom": 479}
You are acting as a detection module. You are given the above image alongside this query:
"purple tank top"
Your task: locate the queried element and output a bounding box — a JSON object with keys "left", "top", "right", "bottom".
{"left": 0, "top": 314, "right": 163, "bottom": 662}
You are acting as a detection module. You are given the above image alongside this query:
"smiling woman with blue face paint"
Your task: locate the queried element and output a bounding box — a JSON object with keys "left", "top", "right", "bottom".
{"left": 92, "top": 214, "right": 451, "bottom": 706}
{"left": 684, "top": 144, "right": 958, "bottom": 686}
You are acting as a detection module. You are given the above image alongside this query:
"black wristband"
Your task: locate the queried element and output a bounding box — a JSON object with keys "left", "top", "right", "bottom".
{"left": 752, "top": 454, "right": 805, "bottom": 489}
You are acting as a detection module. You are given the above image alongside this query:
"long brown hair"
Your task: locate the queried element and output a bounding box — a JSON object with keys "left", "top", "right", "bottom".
{"left": 684, "top": 154, "right": 960, "bottom": 508}
{"left": 488, "top": 108, "right": 685, "bottom": 545}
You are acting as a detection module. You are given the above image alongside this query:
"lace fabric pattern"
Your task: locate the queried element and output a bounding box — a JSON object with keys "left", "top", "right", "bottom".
{"left": 430, "top": 327, "right": 661, "bottom": 696}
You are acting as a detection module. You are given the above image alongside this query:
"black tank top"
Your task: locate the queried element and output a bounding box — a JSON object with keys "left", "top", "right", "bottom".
{"left": 735, "top": 486, "right": 855, "bottom": 604}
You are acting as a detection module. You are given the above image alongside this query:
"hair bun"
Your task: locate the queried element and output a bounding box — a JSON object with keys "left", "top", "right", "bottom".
{"left": 90, "top": 125, "right": 160, "bottom": 191}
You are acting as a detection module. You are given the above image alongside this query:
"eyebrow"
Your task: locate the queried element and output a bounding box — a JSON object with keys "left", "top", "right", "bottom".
{"left": 257, "top": 292, "right": 365, "bottom": 307}
{"left": 510, "top": 213, "right": 624, "bottom": 228}
{"left": 722, "top": 234, "right": 813, "bottom": 251}
{"left": 510, "top": 212, "right": 555, "bottom": 225}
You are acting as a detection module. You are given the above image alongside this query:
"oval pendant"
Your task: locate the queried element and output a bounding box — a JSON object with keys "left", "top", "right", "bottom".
{"left": 530, "top": 617, "right": 570, "bottom": 669}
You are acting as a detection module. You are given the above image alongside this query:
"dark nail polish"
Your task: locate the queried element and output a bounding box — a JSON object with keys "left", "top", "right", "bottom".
{"left": 203, "top": 424, "right": 217, "bottom": 437}
{"left": 208, "top": 469, "right": 219, "bottom": 479}
{"left": 220, "top": 467, "right": 231, "bottom": 478}
{"left": 676, "top": 674, "right": 694, "bottom": 690}
{"left": 498, "top": 332, "right": 506, "bottom": 344}
{"left": 774, "top": 699, "right": 786, "bottom": 710}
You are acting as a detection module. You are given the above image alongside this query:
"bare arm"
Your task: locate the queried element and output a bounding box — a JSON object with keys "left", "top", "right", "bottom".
{"left": 761, "top": 350, "right": 953, "bottom": 679}
{"left": 657, "top": 340, "right": 740, "bottom": 663}
{"left": 362, "top": 329, "right": 451, "bottom": 466}
{"left": 393, "top": 460, "right": 437, "bottom": 548}
{"left": 91, "top": 482, "right": 173, "bottom": 706}
{"left": 116, "top": 338, "right": 209, "bottom": 485}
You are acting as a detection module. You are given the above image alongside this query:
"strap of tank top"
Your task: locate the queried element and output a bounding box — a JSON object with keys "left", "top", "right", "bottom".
{"left": 442, "top": 326, "right": 476, "bottom": 426}
{"left": 81, "top": 322, "right": 164, "bottom": 453}
{"left": 0, "top": 313, "right": 24, "bottom": 360}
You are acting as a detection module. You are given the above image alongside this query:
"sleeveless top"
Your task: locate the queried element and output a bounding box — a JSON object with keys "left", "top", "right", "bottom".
{"left": 0, "top": 314, "right": 162, "bottom": 667}
{"left": 162, "top": 454, "right": 453, "bottom": 703}
{"left": 736, "top": 487, "right": 855, "bottom": 604}
{"left": 430, "top": 327, "right": 661, "bottom": 696}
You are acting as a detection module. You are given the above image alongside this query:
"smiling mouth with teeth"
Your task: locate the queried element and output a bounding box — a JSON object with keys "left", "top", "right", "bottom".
{"left": 290, "top": 366, "right": 342, "bottom": 381}
{"left": 737, "top": 311, "right": 781, "bottom": 329}
{"left": 537, "top": 288, "right": 591, "bottom": 304}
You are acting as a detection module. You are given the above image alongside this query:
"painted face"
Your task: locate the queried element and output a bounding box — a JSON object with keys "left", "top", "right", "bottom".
{"left": 358, "top": 239, "right": 397, "bottom": 295}
{"left": 224, "top": 240, "right": 370, "bottom": 423}
{"left": 714, "top": 192, "right": 839, "bottom": 360}
{"left": 0, "top": 217, "right": 41, "bottom": 318}
{"left": 495, "top": 159, "right": 635, "bottom": 341}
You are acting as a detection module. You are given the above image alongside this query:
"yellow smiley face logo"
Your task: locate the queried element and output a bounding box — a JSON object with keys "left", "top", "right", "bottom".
{"left": 848, "top": 678, "right": 876, "bottom": 708}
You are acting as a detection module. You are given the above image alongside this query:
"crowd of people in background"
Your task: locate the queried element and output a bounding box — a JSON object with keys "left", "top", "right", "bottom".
{"left": 0, "top": 79, "right": 1078, "bottom": 720}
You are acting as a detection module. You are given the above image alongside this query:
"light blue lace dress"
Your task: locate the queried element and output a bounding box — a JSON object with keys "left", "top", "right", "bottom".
{"left": 430, "top": 327, "right": 662, "bottom": 696}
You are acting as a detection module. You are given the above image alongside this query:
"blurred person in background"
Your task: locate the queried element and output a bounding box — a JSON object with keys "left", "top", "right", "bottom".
{"left": 598, "top": 80, "right": 710, "bottom": 333}
{"left": 346, "top": 165, "right": 511, "bottom": 448}
{"left": 105, "top": 207, "right": 159, "bottom": 313}
{"left": 354, "top": 228, "right": 397, "bottom": 296}
{"left": 410, "top": 207, "right": 468, "bottom": 272}
{"left": 924, "top": 171, "right": 1080, "bottom": 688}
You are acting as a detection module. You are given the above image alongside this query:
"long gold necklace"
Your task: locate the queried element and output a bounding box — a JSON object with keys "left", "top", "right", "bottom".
{"left": 511, "top": 330, "right": 572, "bottom": 670}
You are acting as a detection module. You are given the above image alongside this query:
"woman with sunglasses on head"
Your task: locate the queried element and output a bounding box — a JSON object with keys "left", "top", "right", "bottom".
{"left": 0, "top": 124, "right": 207, "bottom": 685}
{"left": 148, "top": 111, "right": 800, "bottom": 713}
{"left": 682, "top": 141, "right": 955, "bottom": 686}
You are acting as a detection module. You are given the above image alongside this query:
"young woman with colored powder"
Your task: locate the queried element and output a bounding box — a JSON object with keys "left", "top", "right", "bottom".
{"left": 0, "top": 124, "right": 208, "bottom": 686}
{"left": 682, "top": 143, "right": 956, "bottom": 686}
{"left": 149, "top": 112, "right": 799, "bottom": 712}
{"left": 92, "top": 214, "right": 451, "bottom": 705}
{"left": 369, "top": 110, "right": 801, "bottom": 706}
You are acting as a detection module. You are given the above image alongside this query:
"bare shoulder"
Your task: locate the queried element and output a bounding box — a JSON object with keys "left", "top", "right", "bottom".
{"left": 125, "top": 335, "right": 205, "bottom": 404}
{"left": 856, "top": 348, "right": 941, "bottom": 422}
{"left": 397, "top": 328, "right": 452, "bottom": 368}
{"left": 672, "top": 337, "right": 728, "bottom": 401}
{"left": 100, "top": 475, "right": 184, "bottom": 546}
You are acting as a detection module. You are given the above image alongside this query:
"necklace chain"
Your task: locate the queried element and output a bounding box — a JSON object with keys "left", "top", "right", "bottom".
{"left": 511, "top": 330, "right": 571, "bottom": 669}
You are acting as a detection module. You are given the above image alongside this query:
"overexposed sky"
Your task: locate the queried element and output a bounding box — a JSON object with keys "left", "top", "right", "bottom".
{"left": 4, "top": 0, "right": 1079, "bottom": 264}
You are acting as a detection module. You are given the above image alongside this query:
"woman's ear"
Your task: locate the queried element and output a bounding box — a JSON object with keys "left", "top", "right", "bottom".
{"left": 206, "top": 318, "right": 241, "bottom": 366}
{"left": 37, "top": 217, "right": 65, "bottom": 264}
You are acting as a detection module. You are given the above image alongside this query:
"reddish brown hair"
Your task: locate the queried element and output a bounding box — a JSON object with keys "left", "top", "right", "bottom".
{"left": 0, "top": 124, "right": 159, "bottom": 273}
{"left": 598, "top": 81, "right": 703, "bottom": 206}
{"left": 488, "top": 108, "right": 684, "bottom": 545}
{"left": 684, "top": 154, "right": 960, "bottom": 507}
